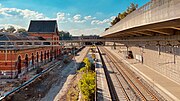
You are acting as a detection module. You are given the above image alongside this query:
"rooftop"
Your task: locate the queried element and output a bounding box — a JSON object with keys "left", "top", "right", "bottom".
{"left": 28, "top": 20, "right": 58, "bottom": 33}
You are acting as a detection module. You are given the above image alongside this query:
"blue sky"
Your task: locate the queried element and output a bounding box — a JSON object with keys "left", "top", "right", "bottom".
{"left": 0, "top": 0, "right": 150, "bottom": 36}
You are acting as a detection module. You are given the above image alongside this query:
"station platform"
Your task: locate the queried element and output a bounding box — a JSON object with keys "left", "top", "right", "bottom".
{"left": 105, "top": 47, "right": 180, "bottom": 101}
{"left": 95, "top": 52, "right": 111, "bottom": 101}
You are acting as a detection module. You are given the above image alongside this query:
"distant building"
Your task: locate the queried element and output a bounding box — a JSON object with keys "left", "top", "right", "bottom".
{"left": 71, "top": 35, "right": 102, "bottom": 45}
{"left": 71, "top": 35, "right": 100, "bottom": 40}
{"left": 0, "top": 20, "right": 61, "bottom": 78}
{"left": 81, "top": 35, "right": 100, "bottom": 39}
{"left": 28, "top": 20, "right": 59, "bottom": 40}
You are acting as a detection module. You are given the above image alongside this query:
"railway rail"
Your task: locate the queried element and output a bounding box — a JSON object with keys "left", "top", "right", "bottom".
{"left": 0, "top": 60, "right": 62, "bottom": 101}
{"left": 99, "top": 47, "right": 164, "bottom": 101}
{"left": 97, "top": 47, "right": 119, "bottom": 101}
{"left": 101, "top": 49, "right": 136, "bottom": 101}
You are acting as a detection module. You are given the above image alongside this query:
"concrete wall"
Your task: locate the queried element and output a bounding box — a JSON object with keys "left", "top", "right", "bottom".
{"left": 129, "top": 46, "right": 180, "bottom": 84}
{"left": 102, "top": 0, "right": 180, "bottom": 36}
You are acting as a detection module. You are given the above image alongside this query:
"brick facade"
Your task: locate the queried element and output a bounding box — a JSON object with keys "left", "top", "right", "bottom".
{"left": 0, "top": 20, "right": 61, "bottom": 78}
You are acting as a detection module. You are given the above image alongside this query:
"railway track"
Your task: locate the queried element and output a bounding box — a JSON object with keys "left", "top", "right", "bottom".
{"left": 97, "top": 47, "right": 119, "bottom": 101}
{"left": 99, "top": 47, "right": 161, "bottom": 101}
{"left": 1, "top": 47, "right": 86, "bottom": 101}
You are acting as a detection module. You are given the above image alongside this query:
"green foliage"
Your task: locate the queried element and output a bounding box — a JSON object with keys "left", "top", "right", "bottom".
{"left": 78, "top": 57, "right": 96, "bottom": 100}
{"left": 0, "top": 28, "right": 6, "bottom": 32}
{"left": 6, "top": 26, "right": 16, "bottom": 33}
{"left": 105, "top": 27, "right": 109, "bottom": 31}
{"left": 109, "top": 3, "right": 138, "bottom": 27}
{"left": 79, "top": 66, "right": 87, "bottom": 72}
{"left": 79, "top": 72, "right": 95, "bottom": 100}
{"left": 17, "top": 28, "right": 27, "bottom": 33}
{"left": 83, "top": 57, "right": 91, "bottom": 71}
{"left": 59, "top": 31, "right": 71, "bottom": 40}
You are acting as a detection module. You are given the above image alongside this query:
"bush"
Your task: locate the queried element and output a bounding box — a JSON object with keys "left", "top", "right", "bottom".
{"left": 78, "top": 57, "right": 96, "bottom": 100}
{"left": 79, "top": 72, "right": 95, "bottom": 100}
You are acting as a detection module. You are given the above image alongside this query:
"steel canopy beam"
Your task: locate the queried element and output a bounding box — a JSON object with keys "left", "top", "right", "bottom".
{"left": 146, "top": 29, "right": 174, "bottom": 35}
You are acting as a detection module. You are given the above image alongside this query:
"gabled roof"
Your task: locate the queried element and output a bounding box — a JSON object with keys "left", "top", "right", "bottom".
{"left": 28, "top": 20, "right": 58, "bottom": 33}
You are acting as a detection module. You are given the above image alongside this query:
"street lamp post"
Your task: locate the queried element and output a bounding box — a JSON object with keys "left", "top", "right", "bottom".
{"left": 73, "top": 46, "right": 77, "bottom": 72}
{"left": 11, "top": 51, "right": 12, "bottom": 79}
{"left": 173, "top": 45, "right": 178, "bottom": 64}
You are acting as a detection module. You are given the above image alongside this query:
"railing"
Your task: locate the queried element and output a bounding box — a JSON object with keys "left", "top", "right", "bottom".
{"left": 0, "top": 40, "right": 59, "bottom": 49}
{"left": 102, "top": 0, "right": 180, "bottom": 36}
{"left": 0, "top": 59, "right": 59, "bottom": 101}
{"left": 0, "top": 37, "right": 179, "bottom": 49}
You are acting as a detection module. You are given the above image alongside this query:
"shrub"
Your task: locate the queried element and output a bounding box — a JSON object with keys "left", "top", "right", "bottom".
{"left": 79, "top": 72, "right": 95, "bottom": 100}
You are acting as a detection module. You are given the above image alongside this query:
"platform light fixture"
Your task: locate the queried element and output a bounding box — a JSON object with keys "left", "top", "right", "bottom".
{"left": 156, "top": 41, "right": 160, "bottom": 46}
{"left": 156, "top": 41, "right": 161, "bottom": 55}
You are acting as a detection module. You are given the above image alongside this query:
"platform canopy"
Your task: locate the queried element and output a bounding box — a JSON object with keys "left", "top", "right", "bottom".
{"left": 101, "top": 0, "right": 180, "bottom": 38}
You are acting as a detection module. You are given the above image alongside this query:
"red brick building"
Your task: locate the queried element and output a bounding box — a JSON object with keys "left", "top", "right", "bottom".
{"left": 0, "top": 20, "right": 61, "bottom": 78}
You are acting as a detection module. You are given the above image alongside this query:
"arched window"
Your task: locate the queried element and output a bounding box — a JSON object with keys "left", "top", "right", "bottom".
{"left": 32, "top": 53, "right": 34, "bottom": 65}
{"left": 25, "top": 54, "right": 28, "bottom": 67}
{"left": 17, "top": 56, "right": 21, "bottom": 74}
{"left": 37, "top": 52, "right": 39, "bottom": 63}
{"left": 44, "top": 51, "right": 46, "bottom": 60}
{"left": 41, "top": 51, "right": 43, "bottom": 62}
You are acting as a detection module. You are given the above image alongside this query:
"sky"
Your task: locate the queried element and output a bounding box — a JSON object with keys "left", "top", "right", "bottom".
{"left": 0, "top": 0, "right": 150, "bottom": 36}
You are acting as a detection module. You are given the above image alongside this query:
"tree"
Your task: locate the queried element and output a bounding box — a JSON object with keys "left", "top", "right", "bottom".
{"left": 6, "top": 26, "right": 16, "bottom": 33}
{"left": 110, "top": 3, "right": 138, "bottom": 26}
{"left": 81, "top": 34, "right": 84, "bottom": 39}
{"left": 127, "top": 3, "right": 138, "bottom": 14}
{"left": 17, "top": 28, "right": 26, "bottom": 33}
{"left": 105, "top": 27, "right": 109, "bottom": 31}
{"left": 0, "top": 28, "right": 6, "bottom": 32}
{"left": 111, "top": 16, "right": 120, "bottom": 26}
{"left": 121, "top": 11, "right": 128, "bottom": 19}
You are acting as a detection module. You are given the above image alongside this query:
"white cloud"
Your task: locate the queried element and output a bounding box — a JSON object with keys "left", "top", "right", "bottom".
{"left": 91, "top": 16, "right": 115, "bottom": 25}
{"left": 0, "top": 8, "right": 48, "bottom": 19}
{"left": 57, "top": 12, "right": 65, "bottom": 21}
{"left": 73, "top": 14, "right": 86, "bottom": 23}
{"left": 73, "top": 14, "right": 81, "bottom": 20}
{"left": 110, "top": 16, "right": 116, "bottom": 20}
{"left": 84, "top": 15, "right": 96, "bottom": 20}
{"left": 56, "top": 12, "right": 69, "bottom": 23}
{"left": 91, "top": 19, "right": 110, "bottom": 25}
{"left": 0, "top": 4, "right": 111, "bottom": 36}
{"left": 0, "top": 24, "right": 25, "bottom": 30}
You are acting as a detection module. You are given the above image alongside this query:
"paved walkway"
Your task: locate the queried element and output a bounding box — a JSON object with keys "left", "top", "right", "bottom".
{"left": 54, "top": 47, "right": 90, "bottom": 101}
{"left": 95, "top": 52, "right": 111, "bottom": 101}
{"left": 105, "top": 47, "right": 180, "bottom": 101}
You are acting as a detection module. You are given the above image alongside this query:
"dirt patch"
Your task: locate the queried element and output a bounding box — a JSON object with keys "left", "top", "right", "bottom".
{"left": 3, "top": 61, "right": 63, "bottom": 101}
{"left": 66, "top": 73, "right": 82, "bottom": 101}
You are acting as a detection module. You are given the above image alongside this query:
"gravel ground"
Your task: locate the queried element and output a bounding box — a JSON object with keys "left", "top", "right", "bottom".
{"left": 54, "top": 47, "right": 90, "bottom": 101}
{"left": 41, "top": 61, "right": 77, "bottom": 101}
